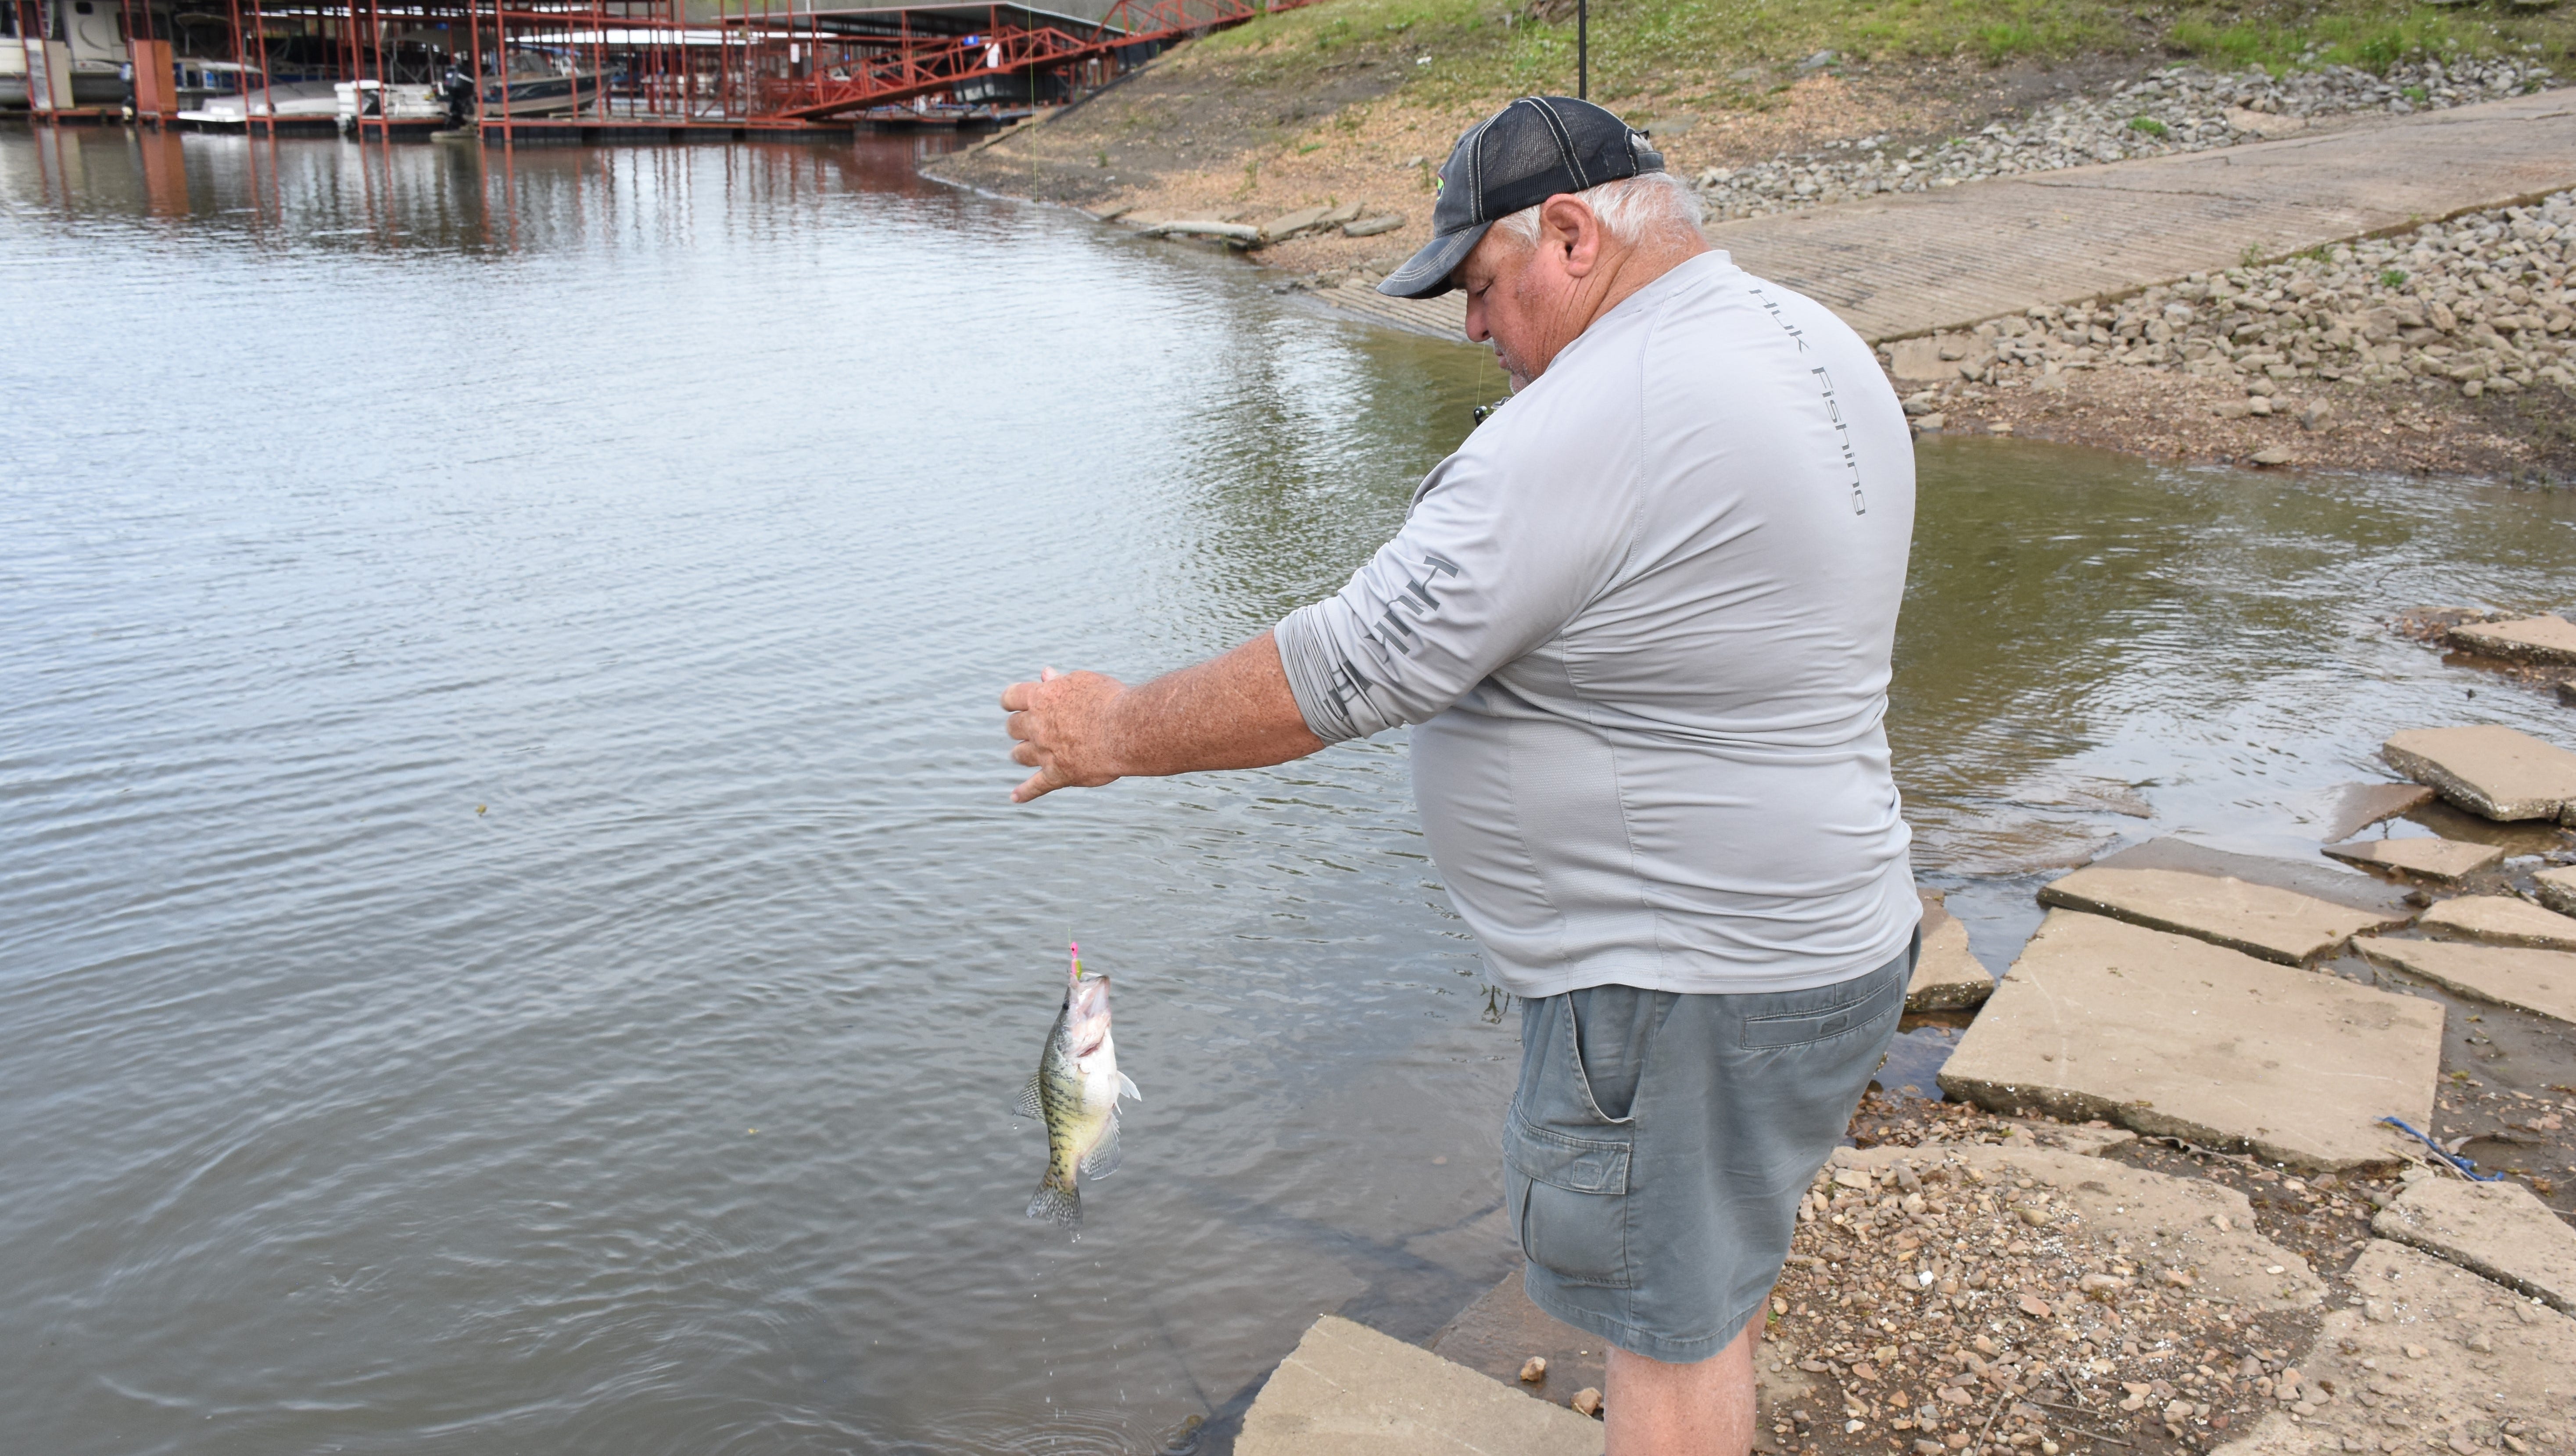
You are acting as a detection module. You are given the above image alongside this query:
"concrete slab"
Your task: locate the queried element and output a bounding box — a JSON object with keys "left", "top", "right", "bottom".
{"left": 2448, "top": 614, "right": 2576, "bottom": 666}
{"left": 1314, "top": 278, "right": 1477, "bottom": 341}
{"left": 1238, "top": 1315, "right": 1604, "bottom": 1455}
{"left": 1910, "top": 894, "right": 1994, "bottom": 1011}
{"left": 2536, "top": 865, "right": 2576, "bottom": 919}
{"left": 2037, "top": 863, "right": 2407, "bottom": 964}
{"left": 1938, "top": 910, "right": 2443, "bottom": 1171}
{"left": 2408, "top": 789, "right": 2574, "bottom": 843}
{"left": 2207, "top": 1241, "right": 2576, "bottom": 1456}
{"left": 2372, "top": 1176, "right": 2576, "bottom": 1314}
{"left": 2354, "top": 937, "right": 2576, "bottom": 1026}
{"left": 2087, "top": 837, "right": 2413, "bottom": 915}
{"left": 2321, "top": 835, "right": 2505, "bottom": 882}
{"left": 1427, "top": 1276, "right": 1609, "bottom": 1420}
{"left": 2418, "top": 894, "right": 2576, "bottom": 951}
{"left": 1429, "top": 1270, "right": 1830, "bottom": 1448}
{"left": 1996, "top": 1118, "right": 2139, "bottom": 1157}
{"left": 2315, "top": 782, "right": 2438, "bottom": 843}
{"left": 2382, "top": 725, "right": 2576, "bottom": 825}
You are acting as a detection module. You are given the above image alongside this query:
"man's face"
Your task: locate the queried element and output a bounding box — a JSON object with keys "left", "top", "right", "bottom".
{"left": 1455, "top": 227, "right": 1548, "bottom": 391}
{"left": 1453, "top": 196, "right": 1606, "bottom": 392}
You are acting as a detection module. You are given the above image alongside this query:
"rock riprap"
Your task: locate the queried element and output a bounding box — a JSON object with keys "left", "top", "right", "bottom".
{"left": 2418, "top": 894, "right": 2576, "bottom": 950}
{"left": 2383, "top": 726, "right": 2576, "bottom": 823}
{"left": 1938, "top": 910, "right": 2442, "bottom": 1170}
{"left": 2372, "top": 1173, "right": 2576, "bottom": 1314}
{"left": 1886, "top": 189, "right": 2576, "bottom": 415}
{"left": 2354, "top": 937, "right": 2576, "bottom": 1025}
{"left": 2037, "top": 862, "right": 2404, "bottom": 963}
{"left": 2322, "top": 836, "right": 2506, "bottom": 882}
{"left": 1695, "top": 60, "right": 2556, "bottom": 222}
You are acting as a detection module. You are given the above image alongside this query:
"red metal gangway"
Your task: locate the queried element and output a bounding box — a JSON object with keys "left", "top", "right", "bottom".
{"left": 766, "top": 0, "right": 1315, "bottom": 119}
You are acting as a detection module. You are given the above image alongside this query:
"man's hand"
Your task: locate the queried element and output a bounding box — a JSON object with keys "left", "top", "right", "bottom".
{"left": 998, "top": 633, "right": 1330, "bottom": 804}
{"left": 1001, "top": 667, "right": 1129, "bottom": 803}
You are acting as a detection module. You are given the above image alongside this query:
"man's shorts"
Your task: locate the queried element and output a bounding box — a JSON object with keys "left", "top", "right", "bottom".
{"left": 1504, "top": 933, "right": 1916, "bottom": 1364}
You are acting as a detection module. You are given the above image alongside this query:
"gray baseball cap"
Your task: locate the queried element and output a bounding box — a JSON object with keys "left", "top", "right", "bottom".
{"left": 1377, "top": 95, "right": 1665, "bottom": 300}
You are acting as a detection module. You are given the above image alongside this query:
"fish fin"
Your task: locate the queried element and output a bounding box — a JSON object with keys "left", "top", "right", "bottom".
{"left": 1118, "top": 1072, "right": 1141, "bottom": 1104}
{"left": 1027, "top": 1176, "right": 1082, "bottom": 1230}
{"left": 1080, "top": 1117, "right": 1123, "bottom": 1180}
{"left": 1013, "top": 1074, "right": 1045, "bottom": 1120}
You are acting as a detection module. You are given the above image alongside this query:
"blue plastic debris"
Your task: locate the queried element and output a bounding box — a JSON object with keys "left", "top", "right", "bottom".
{"left": 2379, "top": 1115, "right": 2508, "bottom": 1182}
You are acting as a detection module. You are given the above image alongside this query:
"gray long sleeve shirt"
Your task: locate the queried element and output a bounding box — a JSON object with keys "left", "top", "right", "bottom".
{"left": 1274, "top": 251, "right": 1917, "bottom": 998}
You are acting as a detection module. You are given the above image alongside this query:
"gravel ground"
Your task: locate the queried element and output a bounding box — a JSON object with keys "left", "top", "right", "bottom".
{"left": 1694, "top": 59, "right": 2558, "bottom": 221}
{"left": 1900, "top": 191, "right": 2576, "bottom": 400}
{"left": 1891, "top": 190, "right": 2576, "bottom": 478}
{"left": 1770, "top": 1109, "right": 2335, "bottom": 1456}
{"left": 1757, "top": 1096, "right": 2573, "bottom": 1456}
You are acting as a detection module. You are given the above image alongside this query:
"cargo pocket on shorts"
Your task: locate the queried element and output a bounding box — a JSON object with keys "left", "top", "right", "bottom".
{"left": 1504, "top": 1117, "right": 1634, "bottom": 1289}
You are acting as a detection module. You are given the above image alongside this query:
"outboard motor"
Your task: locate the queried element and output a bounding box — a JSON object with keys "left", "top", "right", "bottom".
{"left": 441, "top": 59, "right": 473, "bottom": 126}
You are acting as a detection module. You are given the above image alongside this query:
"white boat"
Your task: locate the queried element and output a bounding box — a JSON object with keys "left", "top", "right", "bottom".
{"left": 334, "top": 79, "right": 444, "bottom": 127}
{"left": 477, "top": 62, "right": 604, "bottom": 118}
{"left": 1, "top": 0, "right": 129, "bottom": 109}
{"left": 174, "top": 57, "right": 258, "bottom": 113}
{"left": 179, "top": 77, "right": 341, "bottom": 126}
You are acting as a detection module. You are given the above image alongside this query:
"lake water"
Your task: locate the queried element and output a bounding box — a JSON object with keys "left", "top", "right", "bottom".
{"left": 5, "top": 128, "right": 2573, "bottom": 1455}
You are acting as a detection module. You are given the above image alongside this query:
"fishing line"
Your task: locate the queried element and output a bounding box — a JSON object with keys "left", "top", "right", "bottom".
{"left": 1472, "top": 333, "right": 1511, "bottom": 426}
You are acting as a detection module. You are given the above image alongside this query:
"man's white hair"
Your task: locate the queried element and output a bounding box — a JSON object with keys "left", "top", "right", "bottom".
{"left": 1490, "top": 171, "right": 1705, "bottom": 248}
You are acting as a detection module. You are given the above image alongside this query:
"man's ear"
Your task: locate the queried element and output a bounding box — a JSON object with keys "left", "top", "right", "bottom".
{"left": 1540, "top": 194, "right": 1604, "bottom": 278}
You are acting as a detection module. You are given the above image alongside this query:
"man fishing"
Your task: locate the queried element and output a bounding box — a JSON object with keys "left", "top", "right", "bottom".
{"left": 1000, "top": 95, "right": 1917, "bottom": 1456}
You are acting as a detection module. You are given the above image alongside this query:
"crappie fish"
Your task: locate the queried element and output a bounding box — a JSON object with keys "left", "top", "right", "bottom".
{"left": 1018, "top": 942, "right": 1140, "bottom": 1230}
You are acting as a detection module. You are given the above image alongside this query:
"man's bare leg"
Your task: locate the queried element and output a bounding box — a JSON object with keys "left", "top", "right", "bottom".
{"left": 1604, "top": 1316, "right": 1758, "bottom": 1456}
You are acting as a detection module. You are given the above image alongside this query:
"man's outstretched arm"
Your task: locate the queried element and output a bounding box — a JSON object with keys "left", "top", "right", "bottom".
{"left": 1000, "top": 631, "right": 1328, "bottom": 803}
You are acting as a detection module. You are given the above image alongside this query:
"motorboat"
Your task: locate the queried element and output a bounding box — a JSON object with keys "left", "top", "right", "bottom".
{"left": 179, "top": 77, "right": 341, "bottom": 126}
{"left": 478, "top": 61, "right": 604, "bottom": 118}
{"left": 174, "top": 57, "right": 258, "bottom": 112}
{"left": 1, "top": 0, "right": 130, "bottom": 109}
{"left": 334, "top": 79, "right": 444, "bottom": 127}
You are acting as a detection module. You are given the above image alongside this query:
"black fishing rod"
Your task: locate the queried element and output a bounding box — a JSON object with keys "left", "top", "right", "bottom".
{"left": 1577, "top": 0, "right": 1587, "bottom": 99}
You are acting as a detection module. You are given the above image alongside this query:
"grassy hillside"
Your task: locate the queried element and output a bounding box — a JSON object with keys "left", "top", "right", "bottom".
{"left": 1200, "top": 0, "right": 2569, "bottom": 113}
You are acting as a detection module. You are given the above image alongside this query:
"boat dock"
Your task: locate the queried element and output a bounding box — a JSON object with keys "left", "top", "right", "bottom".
{"left": 6, "top": 0, "right": 1319, "bottom": 142}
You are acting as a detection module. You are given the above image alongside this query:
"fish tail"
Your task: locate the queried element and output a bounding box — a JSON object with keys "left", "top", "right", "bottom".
{"left": 1026, "top": 1173, "right": 1082, "bottom": 1230}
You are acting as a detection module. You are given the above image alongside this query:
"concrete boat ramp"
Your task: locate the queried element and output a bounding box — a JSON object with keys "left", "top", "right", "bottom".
{"left": 1234, "top": 721, "right": 2576, "bottom": 1451}
{"left": 1317, "top": 89, "right": 2576, "bottom": 344}
{"left": 1943, "top": 723, "right": 2576, "bottom": 1173}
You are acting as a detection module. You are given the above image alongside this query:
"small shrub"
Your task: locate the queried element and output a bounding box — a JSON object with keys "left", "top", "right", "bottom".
{"left": 2380, "top": 268, "right": 2410, "bottom": 289}
{"left": 2127, "top": 115, "right": 2169, "bottom": 136}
